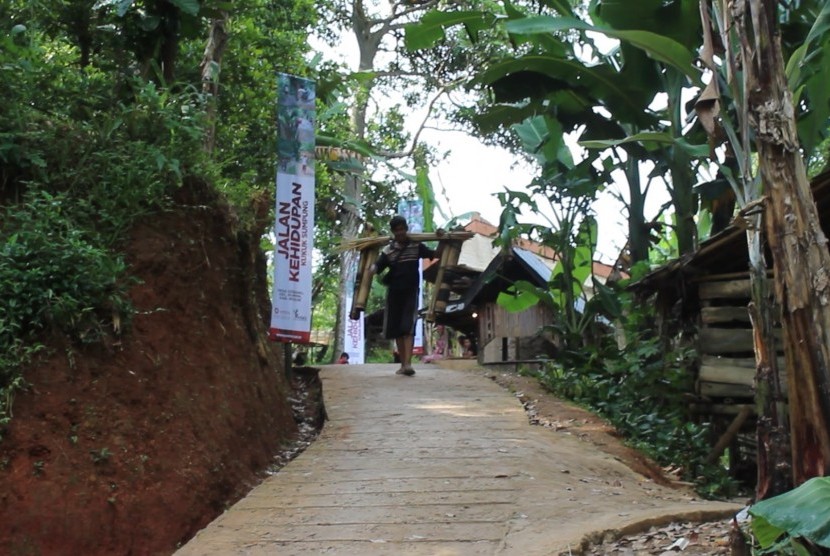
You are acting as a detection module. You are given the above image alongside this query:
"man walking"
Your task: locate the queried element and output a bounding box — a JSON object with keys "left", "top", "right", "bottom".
{"left": 371, "top": 215, "right": 441, "bottom": 376}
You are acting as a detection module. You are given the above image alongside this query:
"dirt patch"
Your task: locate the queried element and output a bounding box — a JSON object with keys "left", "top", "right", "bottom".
{"left": 486, "top": 369, "right": 674, "bottom": 486}
{"left": 0, "top": 182, "right": 317, "bottom": 555}
{"left": 485, "top": 368, "right": 746, "bottom": 555}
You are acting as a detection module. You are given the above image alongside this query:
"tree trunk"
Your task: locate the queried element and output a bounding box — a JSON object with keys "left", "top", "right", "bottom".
{"left": 746, "top": 225, "right": 791, "bottom": 499}
{"left": 159, "top": 2, "right": 179, "bottom": 84}
{"left": 745, "top": 0, "right": 830, "bottom": 484}
{"left": 335, "top": 171, "right": 364, "bottom": 363}
{"left": 332, "top": 4, "right": 380, "bottom": 359}
{"left": 200, "top": 13, "right": 230, "bottom": 155}
{"left": 625, "top": 159, "right": 649, "bottom": 263}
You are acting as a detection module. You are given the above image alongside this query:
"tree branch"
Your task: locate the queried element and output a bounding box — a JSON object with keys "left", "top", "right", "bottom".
{"left": 375, "top": 80, "right": 464, "bottom": 159}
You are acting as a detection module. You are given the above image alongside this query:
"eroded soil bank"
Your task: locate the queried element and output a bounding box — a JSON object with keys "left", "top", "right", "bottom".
{"left": 0, "top": 182, "right": 322, "bottom": 555}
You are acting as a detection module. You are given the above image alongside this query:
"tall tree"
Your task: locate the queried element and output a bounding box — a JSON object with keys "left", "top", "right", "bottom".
{"left": 315, "top": 0, "right": 498, "bottom": 359}
{"left": 698, "top": 0, "right": 830, "bottom": 492}
{"left": 408, "top": 1, "right": 707, "bottom": 264}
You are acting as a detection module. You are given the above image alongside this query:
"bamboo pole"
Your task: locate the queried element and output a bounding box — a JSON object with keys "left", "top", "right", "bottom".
{"left": 349, "top": 246, "right": 379, "bottom": 321}
{"left": 340, "top": 231, "right": 473, "bottom": 252}
{"left": 426, "top": 239, "right": 463, "bottom": 322}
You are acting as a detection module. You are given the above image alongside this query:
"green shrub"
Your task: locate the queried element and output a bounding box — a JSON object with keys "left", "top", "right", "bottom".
{"left": 0, "top": 27, "right": 217, "bottom": 430}
{"left": 0, "top": 192, "right": 134, "bottom": 428}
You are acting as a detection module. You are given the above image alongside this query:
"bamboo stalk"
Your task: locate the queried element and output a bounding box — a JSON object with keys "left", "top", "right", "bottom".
{"left": 426, "top": 240, "right": 463, "bottom": 322}
{"left": 340, "top": 231, "right": 474, "bottom": 252}
{"left": 349, "top": 247, "right": 379, "bottom": 320}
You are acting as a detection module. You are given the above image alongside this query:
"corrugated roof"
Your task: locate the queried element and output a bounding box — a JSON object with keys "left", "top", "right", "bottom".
{"left": 513, "top": 247, "right": 553, "bottom": 282}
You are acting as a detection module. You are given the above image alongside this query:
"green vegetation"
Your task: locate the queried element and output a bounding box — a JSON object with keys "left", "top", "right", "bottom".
{"left": 748, "top": 477, "right": 830, "bottom": 553}
{"left": 0, "top": 0, "right": 315, "bottom": 429}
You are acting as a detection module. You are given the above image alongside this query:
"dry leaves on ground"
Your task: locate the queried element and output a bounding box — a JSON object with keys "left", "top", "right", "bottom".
{"left": 583, "top": 518, "right": 739, "bottom": 555}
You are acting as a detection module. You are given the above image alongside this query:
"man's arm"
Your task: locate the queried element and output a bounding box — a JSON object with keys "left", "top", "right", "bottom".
{"left": 371, "top": 250, "right": 389, "bottom": 277}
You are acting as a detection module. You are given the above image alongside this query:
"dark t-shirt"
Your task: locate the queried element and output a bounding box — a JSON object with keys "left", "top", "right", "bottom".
{"left": 375, "top": 240, "right": 436, "bottom": 290}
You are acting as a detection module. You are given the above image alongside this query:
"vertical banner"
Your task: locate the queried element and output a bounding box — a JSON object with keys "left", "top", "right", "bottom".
{"left": 397, "top": 199, "right": 425, "bottom": 354}
{"left": 343, "top": 253, "right": 365, "bottom": 363}
{"left": 270, "top": 73, "right": 315, "bottom": 343}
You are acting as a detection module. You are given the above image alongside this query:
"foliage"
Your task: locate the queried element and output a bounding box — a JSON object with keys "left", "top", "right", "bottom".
{"left": 207, "top": 0, "right": 316, "bottom": 224}
{"left": 0, "top": 193, "right": 133, "bottom": 428}
{"left": 491, "top": 111, "right": 615, "bottom": 347}
{"left": 530, "top": 293, "right": 737, "bottom": 498}
{"left": 0, "top": 16, "right": 216, "bottom": 429}
{"left": 406, "top": 0, "right": 708, "bottom": 263}
{"left": 748, "top": 477, "right": 830, "bottom": 554}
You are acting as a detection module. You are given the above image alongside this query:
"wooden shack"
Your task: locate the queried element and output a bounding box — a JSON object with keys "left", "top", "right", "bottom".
{"left": 458, "top": 245, "right": 558, "bottom": 366}
{"left": 422, "top": 215, "right": 559, "bottom": 365}
{"left": 629, "top": 169, "right": 830, "bottom": 474}
{"left": 423, "top": 214, "right": 618, "bottom": 367}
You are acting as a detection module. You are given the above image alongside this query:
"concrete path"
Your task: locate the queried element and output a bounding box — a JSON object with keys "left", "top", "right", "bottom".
{"left": 176, "top": 363, "right": 741, "bottom": 555}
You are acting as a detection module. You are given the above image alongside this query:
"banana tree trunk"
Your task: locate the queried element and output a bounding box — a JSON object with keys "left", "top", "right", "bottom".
{"left": 625, "top": 160, "right": 649, "bottom": 263}
{"left": 746, "top": 0, "right": 830, "bottom": 484}
{"left": 746, "top": 225, "right": 791, "bottom": 498}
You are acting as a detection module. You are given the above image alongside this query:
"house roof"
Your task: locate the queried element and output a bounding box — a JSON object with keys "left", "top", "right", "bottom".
{"left": 461, "top": 213, "right": 558, "bottom": 259}
{"left": 629, "top": 168, "right": 830, "bottom": 299}
{"left": 422, "top": 212, "right": 620, "bottom": 331}
{"left": 467, "top": 246, "right": 553, "bottom": 304}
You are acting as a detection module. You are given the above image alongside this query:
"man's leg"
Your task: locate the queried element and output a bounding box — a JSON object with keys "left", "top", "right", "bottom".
{"left": 395, "top": 337, "right": 406, "bottom": 362}
{"left": 401, "top": 334, "right": 413, "bottom": 367}
{"left": 394, "top": 337, "right": 407, "bottom": 374}
{"left": 395, "top": 334, "right": 415, "bottom": 375}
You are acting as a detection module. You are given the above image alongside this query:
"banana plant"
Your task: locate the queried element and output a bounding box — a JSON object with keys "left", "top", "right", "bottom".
{"left": 490, "top": 113, "right": 619, "bottom": 346}
{"left": 750, "top": 476, "right": 830, "bottom": 553}
{"left": 405, "top": 0, "right": 706, "bottom": 262}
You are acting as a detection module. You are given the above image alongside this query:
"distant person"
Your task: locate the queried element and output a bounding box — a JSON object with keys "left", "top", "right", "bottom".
{"left": 337, "top": 352, "right": 349, "bottom": 364}
{"left": 422, "top": 325, "right": 448, "bottom": 363}
{"left": 459, "top": 335, "right": 476, "bottom": 358}
{"left": 370, "top": 215, "right": 443, "bottom": 376}
{"left": 293, "top": 352, "right": 307, "bottom": 366}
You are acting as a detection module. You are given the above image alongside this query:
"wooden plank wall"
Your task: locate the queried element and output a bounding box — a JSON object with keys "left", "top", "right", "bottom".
{"left": 479, "top": 302, "right": 552, "bottom": 364}
{"left": 695, "top": 275, "right": 786, "bottom": 413}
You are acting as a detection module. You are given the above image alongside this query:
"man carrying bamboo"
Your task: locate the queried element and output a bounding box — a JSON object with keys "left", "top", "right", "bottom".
{"left": 370, "top": 215, "right": 442, "bottom": 376}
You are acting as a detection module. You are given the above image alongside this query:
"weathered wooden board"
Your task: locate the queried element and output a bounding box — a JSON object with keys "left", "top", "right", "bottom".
{"left": 701, "top": 355, "right": 759, "bottom": 368}
{"left": 483, "top": 302, "right": 550, "bottom": 339}
{"left": 699, "top": 358, "right": 755, "bottom": 385}
{"left": 698, "top": 279, "right": 751, "bottom": 300}
{"left": 699, "top": 381, "right": 753, "bottom": 398}
{"left": 699, "top": 327, "right": 782, "bottom": 355}
{"left": 699, "top": 356, "right": 787, "bottom": 385}
{"left": 699, "top": 328, "right": 755, "bottom": 354}
{"left": 701, "top": 306, "right": 751, "bottom": 324}
{"left": 691, "top": 403, "right": 756, "bottom": 416}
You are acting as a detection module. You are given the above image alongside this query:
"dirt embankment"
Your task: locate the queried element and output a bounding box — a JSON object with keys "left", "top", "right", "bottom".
{"left": 0, "top": 181, "right": 311, "bottom": 555}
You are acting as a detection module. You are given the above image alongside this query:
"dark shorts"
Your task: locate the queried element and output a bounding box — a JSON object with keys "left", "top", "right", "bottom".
{"left": 383, "top": 287, "right": 419, "bottom": 339}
